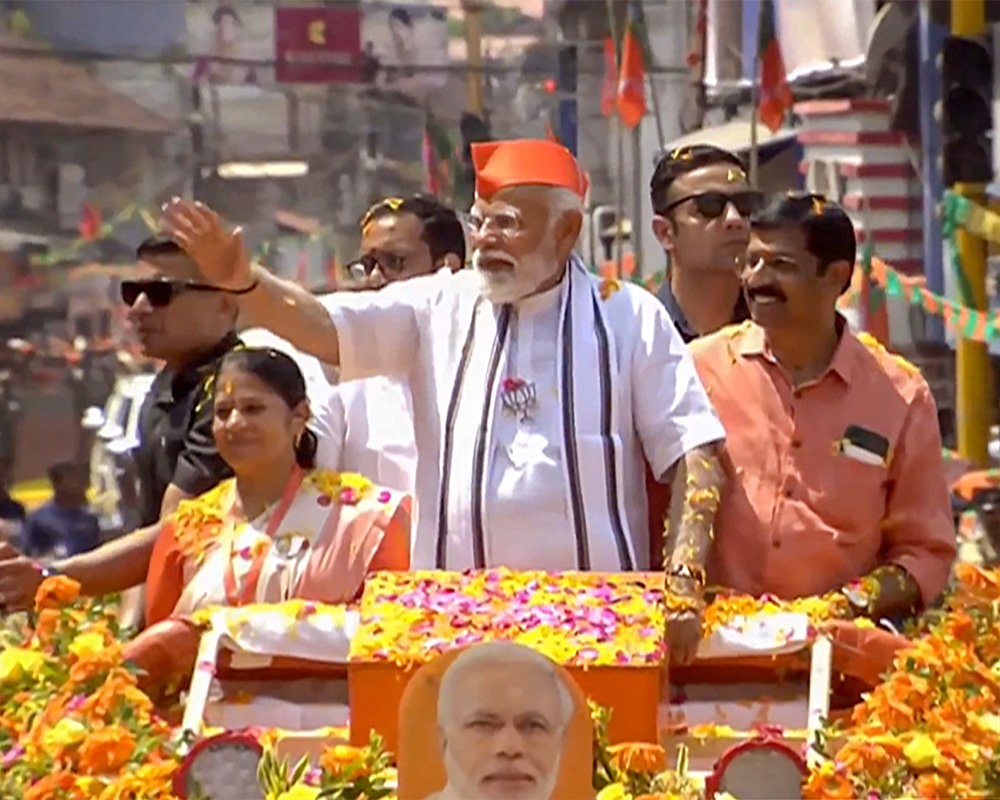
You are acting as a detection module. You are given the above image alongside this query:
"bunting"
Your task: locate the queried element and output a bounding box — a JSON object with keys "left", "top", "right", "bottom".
{"left": 944, "top": 190, "right": 1000, "bottom": 246}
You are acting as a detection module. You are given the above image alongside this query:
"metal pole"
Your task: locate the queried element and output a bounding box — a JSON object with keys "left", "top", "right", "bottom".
{"left": 190, "top": 82, "right": 205, "bottom": 199}
{"left": 952, "top": 0, "right": 992, "bottom": 465}
{"left": 918, "top": 0, "right": 946, "bottom": 341}
{"left": 749, "top": 51, "right": 760, "bottom": 188}
{"left": 632, "top": 124, "right": 643, "bottom": 277}
{"left": 635, "top": 0, "right": 665, "bottom": 152}
{"left": 606, "top": 0, "right": 625, "bottom": 275}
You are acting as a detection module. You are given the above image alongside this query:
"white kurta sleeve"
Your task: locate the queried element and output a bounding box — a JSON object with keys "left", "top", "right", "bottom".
{"left": 319, "top": 272, "right": 444, "bottom": 382}
{"left": 630, "top": 294, "right": 725, "bottom": 480}
{"left": 312, "top": 387, "right": 347, "bottom": 472}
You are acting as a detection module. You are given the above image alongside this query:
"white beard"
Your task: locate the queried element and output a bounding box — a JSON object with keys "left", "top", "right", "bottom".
{"left": 472, "top": 249, "right": 559, "bottom": 306}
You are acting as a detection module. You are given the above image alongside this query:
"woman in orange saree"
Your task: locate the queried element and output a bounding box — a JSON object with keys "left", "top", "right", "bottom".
{"left": 124, "top": 346, "right": 411, "bottom": 687}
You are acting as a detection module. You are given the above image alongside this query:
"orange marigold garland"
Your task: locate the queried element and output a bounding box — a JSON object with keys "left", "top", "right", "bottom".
{"left": 0, "top": 577, "right": 183, "bottom": 800}
{"left": 805, "top": 564, "right": 1000, "bottom": 800}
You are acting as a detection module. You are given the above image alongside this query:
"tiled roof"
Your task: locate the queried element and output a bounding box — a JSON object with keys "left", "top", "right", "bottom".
{"left": 0, "top": 33, "right": 172, "bottom": 133}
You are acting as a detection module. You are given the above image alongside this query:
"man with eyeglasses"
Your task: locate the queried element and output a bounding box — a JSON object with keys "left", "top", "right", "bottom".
{"left": 691, "top": 193, "right": 954, "bottom": 623}
{"left": 351, "top": 194, "right": 466, "bottom": 286}
{"left": 649, "top": 145, "right": 760, "bottom": 342}
{"left": 0, "top": 235, "right": 248, "bottom": 611}
{"left": 248, "top": 194, "right": 466, "bottom": 494}
{"left": 160, "top": 140, "right": 727, "bottom": 666}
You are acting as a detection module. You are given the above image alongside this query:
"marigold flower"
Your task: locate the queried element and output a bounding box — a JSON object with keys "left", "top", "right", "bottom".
{"left": 274, "top": 785, "right": 323, "bottom": 800}
{"left": 606, "top": 742, "right": 666, "bottom": 774}
{"left": 23, "top": 770, "right": 76, "bottom": 800}
{"left": 69, "top": 631, "right": 108, "bottom": 661}
{"left": 0, "top": 646, "right": 47, "bottom": 684}
{"left": 77, "top": 725, "right": 136, "bottom": 774}
{"left": 34, "top": 574, "right": 81, "bottom": 611}
{"left": 41, "top": 716, "right": 88, "bottom": 755}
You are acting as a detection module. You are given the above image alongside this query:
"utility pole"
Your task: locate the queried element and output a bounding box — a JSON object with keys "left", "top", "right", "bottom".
{"left": 462, "top": 1, "right": 485, "bottom": 116}
{"left": 946, "top": 0, "right": 993, "bottom": 464}
{"left": 190, "top": 83, "right": 205, "bottom": 200}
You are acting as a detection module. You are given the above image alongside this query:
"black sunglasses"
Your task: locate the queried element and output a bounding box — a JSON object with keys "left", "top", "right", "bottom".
{"left": 661, "top": 190, "right": 763, "bottom": 220}
{"left": 120, "top": 279, "right": 225, "bottom": 308}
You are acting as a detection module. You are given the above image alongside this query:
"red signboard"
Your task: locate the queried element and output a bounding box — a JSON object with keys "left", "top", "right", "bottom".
{"left": 275, "top": 5, "right": 362, "bottom": 84}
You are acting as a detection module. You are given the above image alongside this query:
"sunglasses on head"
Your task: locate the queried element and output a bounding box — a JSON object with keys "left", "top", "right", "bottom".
{"left": 120, "top": 279, "right": 224, "bottom": 308}
{"left": 662, "top": 190, "right": 763, "bottom": 220}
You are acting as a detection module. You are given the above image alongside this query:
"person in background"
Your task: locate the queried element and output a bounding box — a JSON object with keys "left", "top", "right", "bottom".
{"left": 353, "top": 193, "right": 466, "bottom": 286}
{"left": 19, "top": 463, "right": 100, "bottom": 559}
{"left": 650, "top": 144, "right": 759, "bottom": 341}
{"left": 245, "top": 193, "right": 466, "bottom": 498}
{"left": 691, "top": 193, "right": 955, "bottom": 620}
{"left": 0, "top": 235, "right": 246, "bottom": 611}
{"left": 645, "top": 144, "right": 761, "bottom": 567}
{"left": 0, "top": 459, "right": 25, "bottom": 542}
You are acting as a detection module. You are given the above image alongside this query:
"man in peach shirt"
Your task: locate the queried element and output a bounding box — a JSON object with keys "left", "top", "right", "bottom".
{"left": 691, "top": 193, "right": 955, "bottom": 621}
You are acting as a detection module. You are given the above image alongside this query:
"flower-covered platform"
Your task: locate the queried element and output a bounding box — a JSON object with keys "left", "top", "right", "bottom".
{"left": 348, "top": 569, "right": 670, "bottom": 749}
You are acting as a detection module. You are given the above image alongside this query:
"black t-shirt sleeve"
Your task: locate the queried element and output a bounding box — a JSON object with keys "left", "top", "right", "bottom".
{"left": 170, "top": 393, "right": 232, "bottom": 497}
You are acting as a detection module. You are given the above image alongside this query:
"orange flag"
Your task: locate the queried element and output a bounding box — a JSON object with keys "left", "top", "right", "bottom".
{"left": 616, "top": 4, "right": 646, "bottom": 130}
{"left": 757, "top": 0, "right": 793, "bottom": 133}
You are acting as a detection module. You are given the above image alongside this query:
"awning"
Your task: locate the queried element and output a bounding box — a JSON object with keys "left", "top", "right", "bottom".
{"left": 663, "top": 120, "right": 798, "bottom": 161}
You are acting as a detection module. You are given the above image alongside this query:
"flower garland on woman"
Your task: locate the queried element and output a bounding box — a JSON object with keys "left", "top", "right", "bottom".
{"left": 123, "top": 346, "right": 412, "bottom": 690}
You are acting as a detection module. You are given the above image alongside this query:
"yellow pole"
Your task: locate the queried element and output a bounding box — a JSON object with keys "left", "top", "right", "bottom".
{"left": 951, "top": 0, "right": 992, "bottom": 464}
{"left": 462, "top": 1, "right": 485, "bottom": 116}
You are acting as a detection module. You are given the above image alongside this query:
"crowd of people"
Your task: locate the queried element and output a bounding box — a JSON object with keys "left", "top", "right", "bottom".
{"left": 0, "top": 139, "right": 955, "bottom": 683}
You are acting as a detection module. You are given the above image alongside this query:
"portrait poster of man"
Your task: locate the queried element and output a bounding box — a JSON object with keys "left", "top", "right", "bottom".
{"left": 396, "top": 642, "right": 595, "bottom": 800}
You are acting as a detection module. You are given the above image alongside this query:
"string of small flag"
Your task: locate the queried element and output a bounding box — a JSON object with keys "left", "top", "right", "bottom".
{"left": 29, "top": 204, "right": 339, "bottom": 269}
{"left": 943, "top": 190, "right": 1000, "bottom": 246}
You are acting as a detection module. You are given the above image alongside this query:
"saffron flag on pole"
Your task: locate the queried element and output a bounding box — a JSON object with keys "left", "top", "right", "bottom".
{"left": 616, "top": 3, "right": 646, "bottom": 130}
{"left": 757, "top": 0, "right": 793, "bottom": 133}
{"left": 600, "top": 36, "right": 617, "bottom": 117}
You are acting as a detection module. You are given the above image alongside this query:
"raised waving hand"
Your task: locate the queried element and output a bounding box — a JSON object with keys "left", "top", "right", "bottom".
{"left": 160, "top": 198, "right": 253, "bottom": 291}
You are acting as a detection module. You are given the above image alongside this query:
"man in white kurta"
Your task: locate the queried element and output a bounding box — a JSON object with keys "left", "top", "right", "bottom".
{"left": 162, "top": 139, "right": 727, "bottom": 662}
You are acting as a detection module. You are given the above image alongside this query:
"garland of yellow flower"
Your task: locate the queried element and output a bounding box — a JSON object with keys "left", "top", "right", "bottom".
{"left": 169, "top": 470, "right": 383, "bottom": 564}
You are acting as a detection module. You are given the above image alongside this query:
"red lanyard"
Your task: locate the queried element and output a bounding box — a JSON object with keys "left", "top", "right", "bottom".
{"left": 223, "top": 466, "right": 304, "bottom": 607}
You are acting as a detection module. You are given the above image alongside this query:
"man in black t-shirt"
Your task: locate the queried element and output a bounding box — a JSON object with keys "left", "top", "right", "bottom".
{"left": 0, "top": 236, "right": 244, "bottom": 611}
{"left": 649, "top": 144, "right": 760, "bottom": 342}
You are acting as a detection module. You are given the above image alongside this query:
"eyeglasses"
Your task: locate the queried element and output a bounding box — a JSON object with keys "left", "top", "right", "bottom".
{"left": 120, "top": 279, "right": 225, "bottom": 308}
{"left": 347, "top": 251, "right": 408, "bottom": 279}
{"left": 467, "top": 209, "right": 525, "bottom": 238}
{"left": 661, "top": 190, "right": 763, "bottom": 220}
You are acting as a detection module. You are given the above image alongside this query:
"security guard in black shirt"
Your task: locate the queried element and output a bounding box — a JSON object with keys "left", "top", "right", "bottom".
{"left": 649, "top": 144, "right": 759, "bottom": 342}
{"left": 0, "top": 235, "right": 246, "bottom": 610}
{"left": 133, "top": 330, "right": 237, "bottom": 528}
